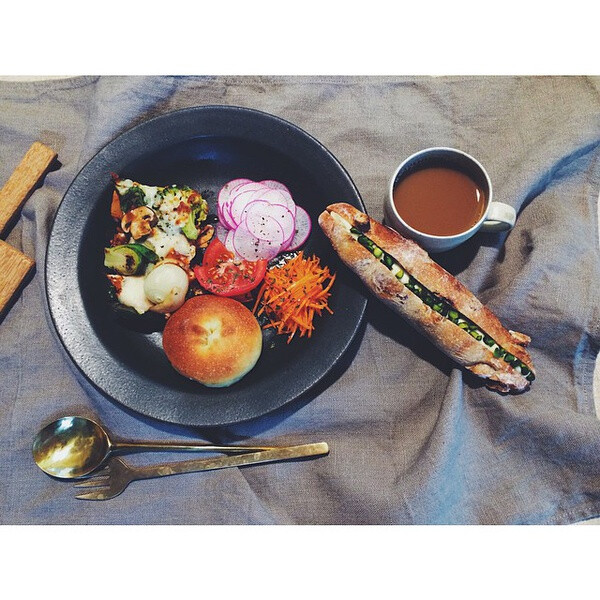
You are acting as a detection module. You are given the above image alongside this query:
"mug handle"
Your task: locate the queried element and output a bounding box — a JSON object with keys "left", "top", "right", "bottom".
{"left": 480, "top": 202, "right": 516, "bottom": 232}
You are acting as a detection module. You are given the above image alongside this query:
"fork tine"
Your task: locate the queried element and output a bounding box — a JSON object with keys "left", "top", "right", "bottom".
{"left": 74, "top": 457, "right": 131, "bottom": 500}
{"left": 72, "top": 466, "right": 111, "bottom": 488}
{"left": 85, "top": 464, "right": 110, "bottom": 475}
{"left": 75, "top": 489, "right": 117, "bottom": 501}
{"left": 73, "top": 476, "right": 110, "bottom": 489}
{"left": 75, "top": 485, "right": 127, "bottom": 501}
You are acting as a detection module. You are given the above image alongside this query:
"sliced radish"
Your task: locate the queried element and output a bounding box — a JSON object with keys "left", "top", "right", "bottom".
{"left": 222, "top": 189, "right": 241, "bottom": 227}
{"left": 233, "top": 222, "right": 282, "bottom": 261}
{"left": 219, "top": 203, "right": 236, "bottom": 230}
{"left": 260, "top": 181, "right": 294, "bottom": 205}
{"left": 286, "top": 205, "right": 312, "bottom": 250}
{"left": 218, "top": 178, "right": 251, "bottom": 229}
{"left": 226, "top": 183, "right": 271, "bottom": 225}
{"left": 257, "top": 203, "right": 296, "bottom": 244}
{"left": 256, "top": 187, "right": 296, "bottom": 215}
{"left": 216, "top": 178, "right": 306, "bottom": 259}
{"left": 215, "top": 222, "right": 230, "bottom": 244}
{"left": 225, "top": 181, "right": 262, "bottom": 221}
{"left": 229, "top": 189, "right": 267, "bottom": 226}
{"left": 229, "top": 181, "right": 267, "bottom": 203}
{"left": 244, "top": 202, "right": 286, "bottom": 243}
{"left": 217, "top": 202, "right": 235, "bottom": 231}
{"left": 234, "top": 180, "right": 266, "bottom": 192}
{"left": 218, "top": 178, "right": 252, "bottom": 206}
{"left": 260, "top": 180, "right": 291, "bottom": 196}
{"left": 224, "top": 228, "right": 236, "bottom": 254}
{"left": 238, "top": 198, "right": 270, "bottom": 228}
{"left": 222, "top": 206, "right": 237, "bottom": 230}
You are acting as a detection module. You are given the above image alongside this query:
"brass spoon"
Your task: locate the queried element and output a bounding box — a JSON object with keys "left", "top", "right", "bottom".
{"left": 32, "top": 416, "right": 275, "bottom": 479}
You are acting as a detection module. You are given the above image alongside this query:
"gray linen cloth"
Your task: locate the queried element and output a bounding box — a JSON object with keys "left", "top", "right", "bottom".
{"left": 1, "top": 76, "right": 599, "bottom": 524}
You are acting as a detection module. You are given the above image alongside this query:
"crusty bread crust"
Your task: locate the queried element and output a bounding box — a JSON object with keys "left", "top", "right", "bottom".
{"left": 162, "top": 295, "right": 262, "bottom": 387}
{"left": 318, "top": 203, "right": 535, "bottom": 392}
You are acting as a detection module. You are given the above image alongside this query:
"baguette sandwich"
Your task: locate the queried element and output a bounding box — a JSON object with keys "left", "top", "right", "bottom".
{"left": 318, "top": 203, "right": 535, "bottom": 392}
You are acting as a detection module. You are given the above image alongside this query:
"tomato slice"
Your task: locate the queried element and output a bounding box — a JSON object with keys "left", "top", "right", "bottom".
{"left": 193, "top": 237, "right": 267, "bottom": 297}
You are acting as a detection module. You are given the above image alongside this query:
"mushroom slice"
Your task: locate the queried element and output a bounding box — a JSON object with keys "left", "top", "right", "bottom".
{"left": 121, "top": 206, "right": 158, "bottom": 240}
{"left": 197, "top": 224, "right": 215, "bottom": 249}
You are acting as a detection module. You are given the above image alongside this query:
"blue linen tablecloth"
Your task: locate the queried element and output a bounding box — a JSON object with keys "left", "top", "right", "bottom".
{"left": 1, "top": 75, "right": 599, "bottom": 524}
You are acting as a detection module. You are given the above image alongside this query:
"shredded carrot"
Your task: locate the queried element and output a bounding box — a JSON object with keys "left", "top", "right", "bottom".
{"left": 253, "top": 252, "right": 336, "bottom": 343}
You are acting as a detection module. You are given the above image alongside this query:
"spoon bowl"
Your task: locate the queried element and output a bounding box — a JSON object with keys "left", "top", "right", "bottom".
{"left": 32, "top": 416, "right": 111, "bottom": 479}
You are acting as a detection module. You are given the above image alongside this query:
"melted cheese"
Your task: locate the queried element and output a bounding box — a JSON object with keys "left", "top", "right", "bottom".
{"left": 115, "top": 275, "right": 153, "bottom": 314}
{"left": 155, "top": 188, "right": 191, "bottom": 232}
{"left": 115, "top": 179, "right": 160, "bottom": 206}
{"left": 144, "top": 228, "right": 195, "bottom": 260}
{"left": 116, "top": 180, "right": 197, "bottom": 238}
{"left": 330, "top": 211, "right": 352, "bottom": 231}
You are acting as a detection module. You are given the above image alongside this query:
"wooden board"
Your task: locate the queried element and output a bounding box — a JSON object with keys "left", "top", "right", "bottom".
{"left": 0, "top": 239, "right": 35, "bottom": 318}
{"left": 0, "top": 141, "right": 57, "bottom": 319}
{"left": 0, "top": 141, "right": 57, "bottom": 237}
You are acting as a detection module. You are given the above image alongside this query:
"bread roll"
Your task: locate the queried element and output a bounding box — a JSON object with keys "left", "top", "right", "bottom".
{"left": 162, "top": 295, "right": 262, "bottom": 387}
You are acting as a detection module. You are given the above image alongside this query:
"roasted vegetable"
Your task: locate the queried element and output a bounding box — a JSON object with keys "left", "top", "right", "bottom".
{"left": 104, "top": 243, "right": 158, "bottom": 276}
{"left": 118, "top": 185, "right": 147, "bottom": 213}
{"left": 121, "top": 206, "right": 158, "bottom": 240}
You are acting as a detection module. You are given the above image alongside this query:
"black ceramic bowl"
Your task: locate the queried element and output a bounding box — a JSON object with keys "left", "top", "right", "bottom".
{"left": 46, "top": 105, "right": 367, "bottom": 426}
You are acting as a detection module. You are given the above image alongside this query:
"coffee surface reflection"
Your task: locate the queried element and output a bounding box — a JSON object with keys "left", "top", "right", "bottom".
{"left": 392, "top": 167, "right": 486, "bottom": 236}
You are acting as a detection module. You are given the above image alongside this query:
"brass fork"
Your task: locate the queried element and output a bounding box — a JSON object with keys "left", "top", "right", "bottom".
{"left": 74, "top": 442, "right": 329, "bottom": 500}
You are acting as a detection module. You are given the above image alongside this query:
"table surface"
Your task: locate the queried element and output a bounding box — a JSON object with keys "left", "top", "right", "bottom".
{"left": 1, "top": 76, "right": 598, "bottom": 525}
{"left": 586, "top": 192, "right": 600, "bottom": 524}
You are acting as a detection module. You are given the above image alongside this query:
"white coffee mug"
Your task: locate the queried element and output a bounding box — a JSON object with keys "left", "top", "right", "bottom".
{"left": 385, "top": 147, "right": 516, "bottom": 253}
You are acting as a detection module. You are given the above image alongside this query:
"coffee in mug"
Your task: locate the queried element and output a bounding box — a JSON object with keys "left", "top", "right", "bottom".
{"left": 385, "top": 147, "right": 516, "bottom": 253}
{"left": 392, "top": 167, "right": 486, "bottom": 236}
